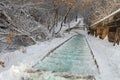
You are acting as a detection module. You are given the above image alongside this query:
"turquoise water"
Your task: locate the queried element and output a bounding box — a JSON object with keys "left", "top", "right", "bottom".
{"left": 33, "top": 35, "right": 98, "bottom": 75}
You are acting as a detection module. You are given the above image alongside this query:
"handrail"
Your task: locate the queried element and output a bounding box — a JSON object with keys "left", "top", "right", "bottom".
{"left": 91, "top": 8, "right": 120, "bottom": 27}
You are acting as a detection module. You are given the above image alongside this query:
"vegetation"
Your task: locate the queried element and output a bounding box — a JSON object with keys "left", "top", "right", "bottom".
{"left": 0, "top": 0, "right": 120, "bottom": 52}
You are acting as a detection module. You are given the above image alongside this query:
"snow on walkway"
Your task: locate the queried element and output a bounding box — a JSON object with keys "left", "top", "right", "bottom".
{"left": 85, "top": 33, "right": 120, "bottom": 80}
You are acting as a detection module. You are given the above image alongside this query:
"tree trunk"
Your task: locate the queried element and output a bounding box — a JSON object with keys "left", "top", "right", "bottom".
{"left": 76, "top": 15, "right": 78, "bottom": 22}
{"left": 56, "top": 8, "right": 71, "bottom": 34}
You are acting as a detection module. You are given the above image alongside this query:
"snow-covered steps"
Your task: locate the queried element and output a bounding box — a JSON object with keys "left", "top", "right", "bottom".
{"left": 22, "top": 71, "right": 95, "bottom": 80}
{"left": 32, "top": 35, "right": 98, "bottom": 79}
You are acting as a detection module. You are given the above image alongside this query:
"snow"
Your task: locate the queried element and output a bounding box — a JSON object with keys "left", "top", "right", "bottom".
{"left": 55, "top": 18, "right": 83, "bottom": 34}
{"left": 0, "top": 19, "right": 120, "bottom": 80}
{"left": 85, "top": 34, "right": 120, "bottom": 80}
{"left": 91, "top": 8, "right": 120, "bottom": 27}
{"left": 70, "top": 18, "right": 84, "bottom": 26}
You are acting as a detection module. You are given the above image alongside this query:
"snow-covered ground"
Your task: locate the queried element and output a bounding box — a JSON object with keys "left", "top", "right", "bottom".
{"left": 0, "top": 19, "right": 120, "bottom": 80}
{"left": 86, "top": 34, "right": 120, "bottom": 80}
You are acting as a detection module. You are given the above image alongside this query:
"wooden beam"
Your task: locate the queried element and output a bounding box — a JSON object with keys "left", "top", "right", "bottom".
{"left": 91, "top": 8, "right": 120, "bottom": 27}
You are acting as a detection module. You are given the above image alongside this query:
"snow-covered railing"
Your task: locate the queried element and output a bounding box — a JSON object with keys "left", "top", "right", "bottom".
{"left": 91, "top": 8, "right": 120, "bottom": 27}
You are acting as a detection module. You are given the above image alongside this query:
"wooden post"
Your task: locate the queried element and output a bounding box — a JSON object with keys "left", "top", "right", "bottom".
{"left": 101, "top": 26, "right": 109, "bottom": 39}
{"left": 114, "top": 28, "right": 120, "bottom": 46}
